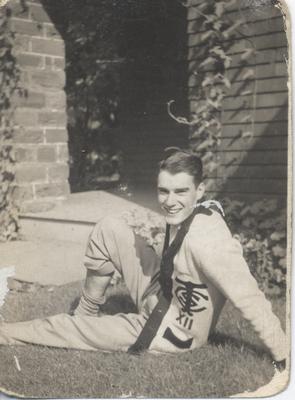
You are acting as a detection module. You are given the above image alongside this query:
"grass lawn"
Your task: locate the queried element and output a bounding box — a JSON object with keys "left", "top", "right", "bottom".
{"left": 0, "top": 280, "right": 286, "bottom": 398}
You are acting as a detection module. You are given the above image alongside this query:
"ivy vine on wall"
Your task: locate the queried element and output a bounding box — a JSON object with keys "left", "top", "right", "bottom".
{"left": 0, "top": 6, "right": 20, "bottom": 241}
{"left": 167, "top": 0, "right": 287, "bottom": 296}
{"left": 169, "top": 0, "right": 258, "bottom": 189}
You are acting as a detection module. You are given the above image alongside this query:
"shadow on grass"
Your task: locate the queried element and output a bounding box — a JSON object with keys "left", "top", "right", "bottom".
{"left": 69, "top": 292, "right": 137, "bottom": 316}
{"left": 0, "top": 284, "right": 283, "bottom": 398}
{"left": 102, "top": 293, "right": 137, "bottom": 314}
{"left": 209, "top": 331, "right": 271, "bottom": 360}
{"left": 70, "top": 291, "right": 271, "bottom": 363}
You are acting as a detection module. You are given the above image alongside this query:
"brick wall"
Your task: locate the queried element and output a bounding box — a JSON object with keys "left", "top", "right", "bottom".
{"left": 9, "top": 0, "right": 69, "bottom": 211}
{"left": 187, "top": 0, "right": 289, "bottom": 201}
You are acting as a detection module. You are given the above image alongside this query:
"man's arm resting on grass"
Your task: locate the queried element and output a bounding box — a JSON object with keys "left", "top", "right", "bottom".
{"left": 189, "top": 232, "right": 287, "bottom": 362}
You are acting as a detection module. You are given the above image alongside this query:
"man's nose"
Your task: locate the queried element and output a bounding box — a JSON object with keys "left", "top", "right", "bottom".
{"left": 165, "top": 193, "right": 176, "bottom": 206}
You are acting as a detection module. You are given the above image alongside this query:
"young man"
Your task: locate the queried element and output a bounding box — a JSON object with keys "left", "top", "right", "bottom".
{"left": 0, "top": 150, "right": 287, "bottom": 365}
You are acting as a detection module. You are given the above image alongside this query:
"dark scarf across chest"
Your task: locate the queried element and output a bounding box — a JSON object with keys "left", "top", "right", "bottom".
{"left": 128, "top": 202, "right": 223, "bottom": 354}
{"left": 159, "top": 203, "right": 222, "bottom": 299}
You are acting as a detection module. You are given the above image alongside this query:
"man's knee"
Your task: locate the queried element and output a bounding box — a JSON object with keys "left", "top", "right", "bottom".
{"left": 84, "top": 215, "right": 134, "bottom": 273}
{"left": 100, "top": 215, "right": 126, "bottom": 230}
{"left": 96, "top": 216, "right": 132, "bottom": 241}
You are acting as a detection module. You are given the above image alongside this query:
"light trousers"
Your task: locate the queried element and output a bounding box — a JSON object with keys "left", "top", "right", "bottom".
{"left": 0, "top": 217, "right": 161, "bottom": 352}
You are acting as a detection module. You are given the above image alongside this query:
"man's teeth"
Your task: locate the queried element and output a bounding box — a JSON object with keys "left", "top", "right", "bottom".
{"left": 167, "top": 209, "right": 181, "bottom": 214}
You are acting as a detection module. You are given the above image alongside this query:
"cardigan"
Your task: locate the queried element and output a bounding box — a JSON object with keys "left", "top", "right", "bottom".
{"left": 147, "top": 210, "right": 286, "bottom": 361}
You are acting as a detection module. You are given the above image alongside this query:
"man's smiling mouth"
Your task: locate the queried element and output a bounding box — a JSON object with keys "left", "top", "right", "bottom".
{"left": 164, "top": 208, "right": 182, "bottom": 215}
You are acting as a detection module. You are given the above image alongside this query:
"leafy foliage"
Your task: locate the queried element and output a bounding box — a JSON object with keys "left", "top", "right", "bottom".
{"left": 0, "top": 6, "right": 20, "bottom": 241}
{"left": 165, "top": 1, "right": 287, "bottom": 294}
{"left": 168, "top": 0, "right": 257, "bottom": 188}
{"left": 122, "top": 208, "right": 165, "bottom": 248}
{"left": 223, "top": 198, "right": 287, "bottom": 297}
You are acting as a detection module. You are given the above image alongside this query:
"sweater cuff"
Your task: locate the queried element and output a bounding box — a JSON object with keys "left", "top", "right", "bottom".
{"left": 271, "top": 334, "right": 288, "bottom": 362}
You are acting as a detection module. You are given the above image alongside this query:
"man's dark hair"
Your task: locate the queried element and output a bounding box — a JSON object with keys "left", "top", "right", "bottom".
{"left": 159, "top": 147, "right": 203, "bottom": 185}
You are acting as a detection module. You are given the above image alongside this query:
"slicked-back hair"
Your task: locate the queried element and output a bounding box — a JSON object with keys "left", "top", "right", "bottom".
{"left": 158, "top": 148, "right": 203, "bottom": 186}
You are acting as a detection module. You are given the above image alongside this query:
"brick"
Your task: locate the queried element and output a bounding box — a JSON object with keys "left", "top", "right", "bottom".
{"left": 16, "top": 52, "right": 44, "bottom": 68}
{"left": 53, "top": 57, "right": 65, "bottom": 70}
{"left": 57, "top": 144, "right": 69, "bottom": 162}
{"left": 45, "top": 128, "right": 67, "bottom": 143}
{"left": 15, "top": 145, "right": 36, "bottom": 162}
{"left": 21, "top": 199, "right": 57, "bottom": 213}
{"left": 12, "top": 184, "right": 34, "bottom": 203}
{"left": 45, "top": 57, "right": 53, "bottom": 68}
{"left": 188, "top": 0, "right": 203, "bottom": 5}
{"left": 44, "top": 24, "right": 61, "bottom": 39}
{"left": 15, "top": 164, "right": 47, "bottom": 183}
{"left": 13, "top": 128, "right": 43, "bottom": 143}
{"left": 45, "top": 91, "right": 66, "bottom": 110}
{"left": 14, "top": 91, "right": 46, "bottom": 108}
{"left": 38, "top": 110, "right": 67, "bottom": 126}
{"left": 34, "top": 182, "right": 70, "bottom": 198}
{"left": 15, "top": 108, "right": 39, "bottom": 126}
{"left": 18, "top": 72, "right": 30, "bottom": 89}
{"left": 9, "top": 0, "right": 30, "bottom": 19}
{"left": 37, "top": 145, "right": 57, "bottom": 162}
{"left": 47, "top": 164, "right": 69, "bottom": 182}
{"left": 30, "top": 3, "right": 51, "bottom": 23}
{"left": 30, "top": 69, "right": 65, "bottom": 89}
{"left": 31, "top": 37, "right": 64, "bottom": 57}
{"left": 12, "top": 19, "right": 43, "bottom": 37}
{"left": 14, "top": 34, "right": 30, "bottom": 52}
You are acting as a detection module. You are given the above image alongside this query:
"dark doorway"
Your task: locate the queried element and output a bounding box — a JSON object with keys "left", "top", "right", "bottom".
{"left": 116, "top": 1, "right": 189, "bottom": 202}
{"left": 41, "top": 1, "right": 189, "bottom": 206}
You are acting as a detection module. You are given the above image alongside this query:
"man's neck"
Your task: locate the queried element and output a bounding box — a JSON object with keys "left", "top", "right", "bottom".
{"left": 169, "top": 224, "right": 180, "bottom": 245}
{"left": 167, "top": 207, "right": 199, "bottom": 245}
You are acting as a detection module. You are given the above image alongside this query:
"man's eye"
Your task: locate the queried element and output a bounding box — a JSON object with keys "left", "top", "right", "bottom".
{"left": 158, "top": 189, "right": 168, "bottom": 195}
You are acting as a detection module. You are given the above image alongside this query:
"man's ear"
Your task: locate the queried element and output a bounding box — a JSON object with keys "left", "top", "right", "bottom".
{"left": 196, "top": 182, "right": 205, "bottom": 201}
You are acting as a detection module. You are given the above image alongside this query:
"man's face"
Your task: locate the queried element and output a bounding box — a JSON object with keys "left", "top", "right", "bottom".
{"left": 157, "top": 170, "right": 205, "bottom": 225}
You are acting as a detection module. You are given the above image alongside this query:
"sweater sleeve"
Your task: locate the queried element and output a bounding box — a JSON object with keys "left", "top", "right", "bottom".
{"left": 188, "top": 219, "right": 287, "bottom": 361}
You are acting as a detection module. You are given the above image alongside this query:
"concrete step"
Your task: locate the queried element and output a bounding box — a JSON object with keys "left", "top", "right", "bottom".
{"left": 20, "top": 190, "right": 158, "bottom": 243}
{"left": 0, "top": 190, "right": 162, "bottom": 286}
{"left": 20, "top": 215, "right": 95, "bottom": 244}
{"left": 0, "top": 238, "right": 86, "bottom": 286}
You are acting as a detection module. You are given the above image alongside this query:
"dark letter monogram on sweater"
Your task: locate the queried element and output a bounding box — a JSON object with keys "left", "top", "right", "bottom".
{"left": 175, "top": 277, "right": 209, "bottom": 316}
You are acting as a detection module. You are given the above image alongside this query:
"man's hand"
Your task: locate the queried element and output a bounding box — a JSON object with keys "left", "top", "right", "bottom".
{"left": 272, "top": 359, "right": 286, "bottom": 372}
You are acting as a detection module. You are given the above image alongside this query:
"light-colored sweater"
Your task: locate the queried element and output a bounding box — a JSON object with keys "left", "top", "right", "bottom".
{"left": 149, "top": 210, "right": 287, "bottom": 361}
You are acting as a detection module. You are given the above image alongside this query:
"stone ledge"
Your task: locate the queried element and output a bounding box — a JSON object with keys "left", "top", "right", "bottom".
{"left": 21, "top": 190, "right": 155, "bottom": 223}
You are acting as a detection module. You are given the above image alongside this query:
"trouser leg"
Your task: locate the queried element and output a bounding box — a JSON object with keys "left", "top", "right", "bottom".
{"left": 0, "top": 216, "right": 162, "bottom": 350}
{"left": 0, "top": 312, "right": 146, "bottom": 351}
{"left": 81, "top": 216, "right": 161, "bottom": 310}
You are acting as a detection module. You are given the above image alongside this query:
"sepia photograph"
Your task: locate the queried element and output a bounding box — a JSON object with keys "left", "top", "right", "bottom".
{"left": 0, "top": 0, "right": 291, "bottom": 397}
